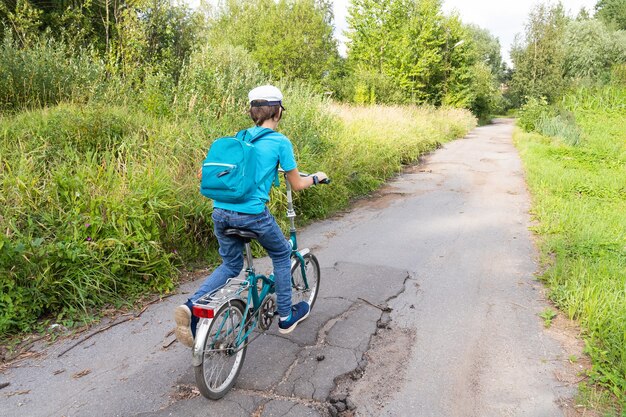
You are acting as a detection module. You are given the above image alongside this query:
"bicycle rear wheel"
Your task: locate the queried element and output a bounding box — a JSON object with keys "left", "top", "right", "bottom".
{"left": 194, "top": 300, "right": 247, "bottom": 400}
{"left": 290, "top": 252, "right": 320, "bottom": 310}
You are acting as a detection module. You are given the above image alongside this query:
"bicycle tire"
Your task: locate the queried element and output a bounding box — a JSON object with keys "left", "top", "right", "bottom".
{"left": 194, "top": 300, "right": 247, "bottom": 400}
{"left": 290, "top": 252, "right": 320, "bottom": 310}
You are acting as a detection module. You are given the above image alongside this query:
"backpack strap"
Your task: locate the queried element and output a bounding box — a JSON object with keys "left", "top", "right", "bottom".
{"left": 236, "top": 128, "right": 274, "bottom": 144}
{"left": 236, "top": 128, "right": 281, "bottom": 188}
{"left": 250, "top": 128, "right": 274, "bottom": 143}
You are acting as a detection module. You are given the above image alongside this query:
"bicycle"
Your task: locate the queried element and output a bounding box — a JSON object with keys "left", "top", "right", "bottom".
{"left": 190, "top": 170, "right": 329, "bottom": 399}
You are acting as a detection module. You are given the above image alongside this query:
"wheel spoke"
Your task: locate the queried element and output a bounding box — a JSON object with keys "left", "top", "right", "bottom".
{"left": 291, "top": 253, "right": 320, "bottom": 309}
{"left": 195, "top": 302, "right": 248, "bottom": 399}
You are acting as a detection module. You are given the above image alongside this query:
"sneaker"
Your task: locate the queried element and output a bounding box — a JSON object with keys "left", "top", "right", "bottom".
{"left": 278, "top": 302, "right": 310, "bottom": 334}
{"left": 174, "top": 304, "right": 194, "bottom": 347}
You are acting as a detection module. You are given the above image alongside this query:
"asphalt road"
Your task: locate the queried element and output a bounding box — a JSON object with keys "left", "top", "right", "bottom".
{"left": 1, "top": 119, "right": 573, "bottom": 417}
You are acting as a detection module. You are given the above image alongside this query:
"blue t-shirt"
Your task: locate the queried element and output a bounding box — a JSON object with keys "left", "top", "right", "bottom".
{"left": 213, "top": 126, "right": 297, "bottom": 214}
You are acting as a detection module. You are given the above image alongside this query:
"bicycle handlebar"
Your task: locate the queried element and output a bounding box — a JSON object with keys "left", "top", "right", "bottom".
{"left": 277, "top": 168, "right": 330, "bottom": 184}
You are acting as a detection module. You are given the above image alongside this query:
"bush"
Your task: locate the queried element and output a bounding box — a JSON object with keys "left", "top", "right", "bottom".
{"left": 0, "top": 35, "right": 103, "bottom": 112}
{"left": 517, "top": 96, "right": 552, "bottom": 132}
{"left": 536, "top": 110, "right": 581, "bottom": 146}
{"left": 174, "top": 44, "right": 264, "bottom": 126}
{"left": 349, "top": 69, "right": 407, "bottom": 105}
{"left": 563, "top": 19, "right": 626, "bottom": 81}
{"left": 0, "top": 104, "right": 215, "bottom": 334}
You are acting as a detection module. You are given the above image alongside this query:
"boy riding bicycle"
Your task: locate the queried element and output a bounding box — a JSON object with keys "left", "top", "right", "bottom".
{"left": 175, "top": 85, "right": 328, "bottom": 347}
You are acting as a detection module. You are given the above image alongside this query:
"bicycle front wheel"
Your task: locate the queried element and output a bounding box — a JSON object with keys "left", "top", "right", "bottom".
{"left": 194, "top": 300, "right": 247, "bottom": 400}
{"left": 291, "top": 252, "right": 320, "bottom": 310}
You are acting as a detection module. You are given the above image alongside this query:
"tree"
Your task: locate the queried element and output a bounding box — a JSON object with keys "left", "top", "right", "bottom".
{"left": 401, "top": 0, "right": 449, "bottom": 103}
{"left": 0, "top": 0, "right": 43, "bottom": 46}
{"left": 344, "top": 0, "right": 503, "bottom": 114}
{"left": 465, "top": 24, "right": 506, "bottom": 82}
{"left": 141, "top": 0, "right": 201, "bottom": 81}
{"left": 208, "top": 0, "right": 338, "bottom": 85}
{"left": 0, "top": 0, "right": 201, "bottom": 81}
{"left": 346, "top": 0, "right": 412, "bottom": 75}
{"left": 563, "top": 18, "right": 626, "bottom": 80}
{"left": 595, "top": 0, "right": 626, "bottom": 30}
{"left": 509, "top": 2, "right": 568, "bottom": 105}
{"left": 346, "top": 0, "right": 451, "bottom": 104}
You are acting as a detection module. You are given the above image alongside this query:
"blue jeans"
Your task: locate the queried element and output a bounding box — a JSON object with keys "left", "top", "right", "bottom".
{"left": 189, "top": 207, "right": 293, "bottom": 317}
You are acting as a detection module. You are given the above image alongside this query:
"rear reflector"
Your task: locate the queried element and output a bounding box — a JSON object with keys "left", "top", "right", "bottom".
{"left": 192, "top": 305, "right": 214, "bottom": 319}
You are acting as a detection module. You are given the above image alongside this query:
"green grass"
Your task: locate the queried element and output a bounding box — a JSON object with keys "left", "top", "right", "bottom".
{"left": 513, "top": 86, "right": 626, "bottom": 409}
{"left": 0, "top": 96, "right": 475, "bottom": 339}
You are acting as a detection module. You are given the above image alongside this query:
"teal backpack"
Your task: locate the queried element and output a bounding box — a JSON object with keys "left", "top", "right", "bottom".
{"left": 200, "top": 128, "right": 278, "bottom": 203}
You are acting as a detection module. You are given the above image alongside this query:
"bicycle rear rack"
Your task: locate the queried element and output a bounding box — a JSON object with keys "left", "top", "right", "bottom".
{"left": 194, "top": 278, "right": 250, "bottom": 309}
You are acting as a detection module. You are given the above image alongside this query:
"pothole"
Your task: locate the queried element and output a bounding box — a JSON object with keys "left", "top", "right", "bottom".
{"left": 327, "top": 321, "right": 415, "bottom": 417}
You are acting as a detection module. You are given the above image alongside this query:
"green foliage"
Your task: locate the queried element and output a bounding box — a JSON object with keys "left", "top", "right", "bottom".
{"left": 517, "top": 95, "right": 582, "bottom": 146}
{"left": 517, "top": 96, "right": 551, "bottom": 132}
{"left": 0, "top": 0, "right": 202, "bottom": 84}
{"left": 510, "top": 1, "right": 626, "bottom": 109}
{"left": 350, "top": 68, "right": 406, "bottom": 104}
{"left": 0, "top": 96, "right": 475, "bottom": 336}
{"left": 464, "top": 62, "right": 504, "bottom": 121}
{"left": 0, "top": 104, "right": 215, "bottom": 334}
{"left": 612, "top": 62, "right": 626, "bottom": 84}
{"left": 0, "top": 0, "right": 481, "bottom": 340}
{"left": 2, "top": 0, "right": 113, "bottom": 49}
{"left": 465, "top": 23, "right": 506, "bottom": 82}
{"left": 563, "top": 19, "right": 626, "bottom": 81}
{"left": 0, "top": 0, "right": 43, "bottom": 46}
{"left": 595, "top": 0, "right": 626, "bottom": 30}
{"left": 344, "top": 0, "right": 502, "bottom": 117}
{"left": 539, "top": 308, "right": 557, "bottom": 327}
{"left": 514, "top": 85, "right": 626, "bottom": 406}
{"left": 347, "top": 0, "right": 414, "bottom": 78}
{"left": 0, "top": 35, "right": 104, "bottom": 112}
{"left": 141, "top": 0, "right": 202, "bottom": 82}
{"left": 206, "top": 0, "right": 338, "bottom": 85}
{"left": 175, "top": 43, "right": 265, "bottom": 126}
{"left": 536, "top": 110, "right": 581, "bottom": 146}
{"left": 561, "top": 84, "right": 626, "bottom": 112}
{"left": 509, "top": 3, "right": 568, "bottom": 106}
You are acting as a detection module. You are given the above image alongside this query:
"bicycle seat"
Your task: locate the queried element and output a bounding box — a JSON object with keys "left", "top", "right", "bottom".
{"left": 224, "top": 228, "right": 258, "bottom": 243}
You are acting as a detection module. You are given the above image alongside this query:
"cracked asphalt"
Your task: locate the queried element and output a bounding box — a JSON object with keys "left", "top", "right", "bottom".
{"left": 1, "top": 119, "right": 573, "bottom": 417}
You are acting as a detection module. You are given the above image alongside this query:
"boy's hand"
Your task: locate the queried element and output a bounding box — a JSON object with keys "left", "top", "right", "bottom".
{"left": 312, "top": 172, "right": 328, "bottom": 184}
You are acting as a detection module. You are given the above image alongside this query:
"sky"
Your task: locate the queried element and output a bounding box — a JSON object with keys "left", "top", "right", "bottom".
{"left": 188, "top": 0, "right": 599, "bottom": 64}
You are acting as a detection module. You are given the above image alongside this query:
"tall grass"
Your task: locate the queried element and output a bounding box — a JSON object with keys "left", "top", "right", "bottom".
{"left": 271, "top": 104, "right": 476, "bottom": 223}
{"left": 0, "top": 36, "right": 103, "bottom": 112}
{"left": 0, "top": 42, "right": 476, "bottom": 336}
{"left": 514, "top": 85, "right": 626, "bottom": 408}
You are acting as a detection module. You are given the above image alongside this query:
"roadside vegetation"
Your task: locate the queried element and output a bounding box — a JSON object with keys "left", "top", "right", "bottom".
{"left": 511, "top": 0, "right": 625, "bottom": 410}
{"left": 0, "top": 0, "right": 477, "bottom": 341}
{"left": 515, "top": 87, "right": 625, "bottom": 411}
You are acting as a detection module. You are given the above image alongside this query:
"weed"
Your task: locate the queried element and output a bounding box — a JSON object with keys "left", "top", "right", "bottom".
{"left": 540, "top": 307, "right": 558, "bottom": 328}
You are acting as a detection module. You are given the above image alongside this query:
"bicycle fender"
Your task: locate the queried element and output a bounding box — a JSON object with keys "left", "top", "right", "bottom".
{"left": 192, "top": 318, "right": 212, "bottom": 367}
{"left": 291, "top": 248, "right": 310, "bottom": 267}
